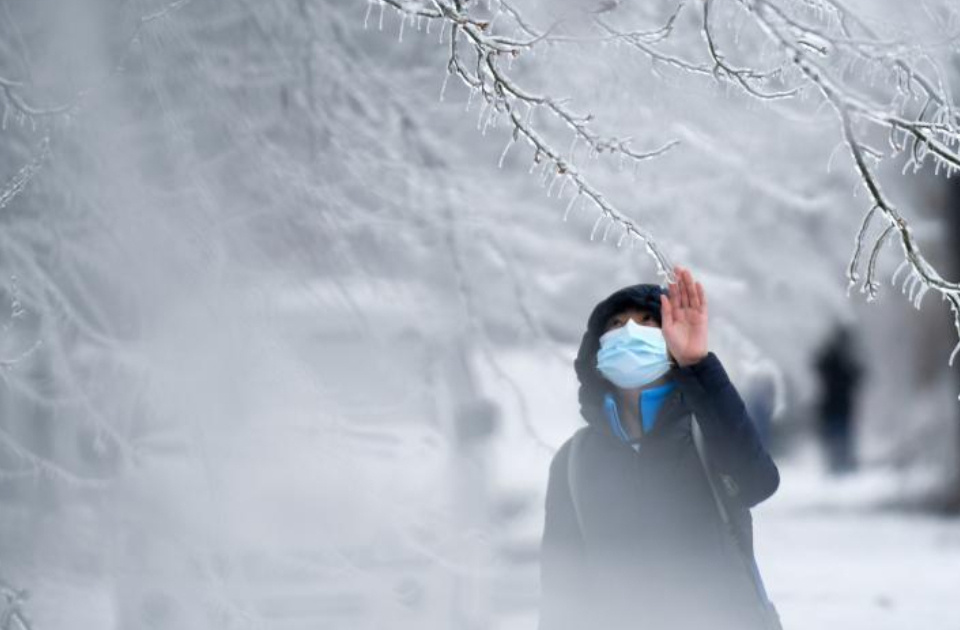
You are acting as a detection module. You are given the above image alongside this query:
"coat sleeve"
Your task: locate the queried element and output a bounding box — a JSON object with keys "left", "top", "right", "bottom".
{"left": 674, "top": 352, "right": 780, "bottom": 507}
{"left": 538, "top": 441, "right": 588, "bottom": 630}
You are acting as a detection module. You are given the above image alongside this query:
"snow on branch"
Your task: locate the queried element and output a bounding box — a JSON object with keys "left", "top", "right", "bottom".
{"left": 0, "top": 0, "right": 201, "bottom": 257}
{"left": 733, "top": 0, "right": 960, "bottom": 367}
{"left": 0, "top": 579, "right": 31, "bottom": 630}
{"left": 372, "top": 0, "right": 683, "bottom": 277}
{"left": 702, "top": 0, "right": 799, "bottom": 99}
{"left": 0, "top": 137, "right": 50, "bottom": 212}
{"left": 375, "top": 0, "right": 960, "bottom": 372}
{"left": 0, "top": 0, "right": 198, "bottom": 141}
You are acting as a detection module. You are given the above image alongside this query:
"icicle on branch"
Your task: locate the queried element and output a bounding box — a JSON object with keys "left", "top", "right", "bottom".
{"left": 731, "top": 0, "right": 960, "bottom": 371}
{"left": 701, "top": 0, "right": 798, "bottom": 99}
{"left": 376, "top": 0, "right": 681, "bottom": 278}
{"left": 377, "top": 0, "right": 960, "bottom": 371}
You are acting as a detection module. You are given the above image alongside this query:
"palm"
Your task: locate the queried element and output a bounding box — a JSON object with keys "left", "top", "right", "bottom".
{"left": 660, "top": 266, "right": 709, "bottom": 367}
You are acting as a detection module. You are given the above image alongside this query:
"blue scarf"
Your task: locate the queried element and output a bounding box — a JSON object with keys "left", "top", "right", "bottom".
{"left": 603, "top": 381, "right": 677, "bottom": 443}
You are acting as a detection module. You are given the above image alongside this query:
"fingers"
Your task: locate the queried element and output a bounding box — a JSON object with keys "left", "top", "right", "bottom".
{"left": 667, "top": 272, "right": 680, "bottom": 312}
{"left": 670, "top": 266, "right": 683, "bottom": 310}
{"left": 669, "top": 266, "right": 705, "bottom": 314}
{"left": 680, "top": 283, "right": 689, "bottom": 310}
{"left": 660, "top": 293, "right": 673, "bottom": 327}
{"left": 689, "top": 271, "right": 699, "bottom": 310}
{"left": 678, "top": 266, "right": 691, "bottom": 310}
{"left": 687, "top": 270, "right": 700, "bottom": 311}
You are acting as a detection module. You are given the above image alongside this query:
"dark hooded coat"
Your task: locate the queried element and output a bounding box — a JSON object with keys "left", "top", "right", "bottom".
{"left": 538, "top": 284, "right": 780, "bottom": 630}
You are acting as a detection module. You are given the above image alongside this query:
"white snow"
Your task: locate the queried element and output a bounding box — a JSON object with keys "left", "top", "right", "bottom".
{"left": 757, "top": 458, "right": 960, "bottom": 630}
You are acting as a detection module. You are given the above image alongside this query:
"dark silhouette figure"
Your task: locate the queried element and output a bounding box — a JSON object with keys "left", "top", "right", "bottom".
{"left": 743, "top": 365, "right": 778, "bottom": 451}
{"left": 814, "top": 326, "right": 863, "bottom": 474}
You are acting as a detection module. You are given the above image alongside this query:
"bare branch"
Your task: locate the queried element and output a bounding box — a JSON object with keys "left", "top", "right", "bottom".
{"left": 0, "top": 579, "right": 32, "bottom": 630}
{"left": 380, "top": 0, "right": 682, "bottom": 277}
{"left": 0, "top": 0, "right": 198, "bottom": 120}
{"left": 0, "top": 137, "right": 50, "bottom": 211}
{"left": 378, "top": 0, "right": 960, "bottom": 369}
{"left": 702, "top": 0, "right": 799, "bottom": 100}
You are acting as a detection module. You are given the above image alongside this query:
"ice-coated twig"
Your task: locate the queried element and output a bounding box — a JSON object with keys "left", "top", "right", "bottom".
{"left": 0, "top": 0, "right": 197, "bottom": 121}
{"left": 702, "top": 0, "right": 798, "bottom": 100}
{"left": 0, "top": 425, "right": 113, "bottom": 488}
{"left": 494, "top": 80, "right": 674, "bottom": 273}
{"left": 840, "top": 108, "right": 960, "bottom": 351}
{"left": 741, "top": 0, "right": 960, "bottom": 173}
{"left": 732, "top": 0, "right": 960, "bottom": 366}
{"left": 846, "top": 204, "right": 877, "bottom": 285}
{"left": 379, "top": 0, "right": 680, "bottom": 278}
{"left": 0, "top": 137, "right": 50, "bottom": 211}
{"left": 378, "top": 0, "right": 960, "bottom": 368}
{"left": 0, "top": 578, "right": 31, "bottom": 630}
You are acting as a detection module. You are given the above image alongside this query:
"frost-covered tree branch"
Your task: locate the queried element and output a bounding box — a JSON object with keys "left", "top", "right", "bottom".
{"left": 0, "top": 579, "right": 31, "bottom": 630}
{"left": 377, "top": 0, "right": 960, "bottom": 371}
{"left": 731, "top": 0, "right": 960, "bottom": 364}
{"left": 0, "top": 137, "right": 50, "bottom": 212}
{"left": 0, "top": 0, "right": 196, "bottom": 120}
{"left": 373, "top": 0, "right": 684, "bottom": 276}
{"left": 0, "top": 0, "right": 197, "bottom": 214}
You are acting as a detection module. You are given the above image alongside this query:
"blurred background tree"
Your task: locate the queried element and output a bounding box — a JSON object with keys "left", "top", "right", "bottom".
{"left": 0, "top": 0, "right": 959, "bottom": 628}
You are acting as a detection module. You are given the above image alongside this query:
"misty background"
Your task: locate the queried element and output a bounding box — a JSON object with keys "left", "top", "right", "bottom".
{"left": 1, "top": 0, "right": 959, "bottom": 628}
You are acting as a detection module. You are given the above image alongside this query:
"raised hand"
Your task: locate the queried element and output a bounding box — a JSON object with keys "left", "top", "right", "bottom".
{"left": 660, "top": 266, "right": 709, "bottom": 368}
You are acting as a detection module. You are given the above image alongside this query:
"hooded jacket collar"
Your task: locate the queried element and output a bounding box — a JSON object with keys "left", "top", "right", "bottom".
{"left": 592, "top": 372, "right": 693, "bottom": 447}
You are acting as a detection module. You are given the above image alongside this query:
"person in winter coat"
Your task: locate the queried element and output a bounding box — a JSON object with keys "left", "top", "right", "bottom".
{"left": 538, "top": 267, "right": 781, "bottom": 630}
{"left": 813, "top": 324, "right": 863, "bottom": 474}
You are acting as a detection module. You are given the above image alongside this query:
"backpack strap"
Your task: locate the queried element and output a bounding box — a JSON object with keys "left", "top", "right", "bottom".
{"left": 692, "top": 413, "right": 782, "bottom": 629}
{"left": 691, "top": 416, "right": 733, "bottom": 526}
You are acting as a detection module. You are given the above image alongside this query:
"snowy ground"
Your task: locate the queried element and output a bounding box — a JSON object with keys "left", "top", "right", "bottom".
{"left": 755, "top": 454, "right": 960, "bottom": 630}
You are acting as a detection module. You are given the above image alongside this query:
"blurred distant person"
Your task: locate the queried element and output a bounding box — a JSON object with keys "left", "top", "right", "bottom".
{"left": 538, "top": 267, "right": 781, "bottom": 630}
{"left": 742, "top": 359, "right": 782, "bottom": 451}
{"left": 814, "top": 324, "right": 863, "bottom": 474}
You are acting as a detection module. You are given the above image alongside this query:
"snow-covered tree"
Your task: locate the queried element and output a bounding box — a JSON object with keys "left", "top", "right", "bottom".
{"left": 1, "top": 0, "right": 959, "bottom": 627}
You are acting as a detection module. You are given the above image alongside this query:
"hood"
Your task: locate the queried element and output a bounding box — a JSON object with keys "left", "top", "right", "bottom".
{"left": 574, "top": 283, "right": 667, "bottom": 427}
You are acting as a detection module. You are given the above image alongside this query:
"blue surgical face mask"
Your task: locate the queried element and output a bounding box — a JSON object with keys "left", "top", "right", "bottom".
{"left": 596, "top": 319, "right": 672, "bottom": 389}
